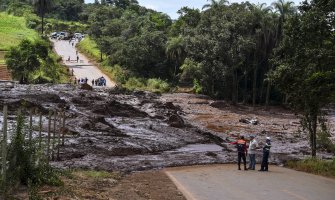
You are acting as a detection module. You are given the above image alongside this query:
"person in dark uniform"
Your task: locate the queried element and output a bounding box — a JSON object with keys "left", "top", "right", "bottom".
{"left": 231, "top": 136, "right": 248, "bottom": 170}
{"left": 259, "top": 137, "right": 271, "bottom": 171}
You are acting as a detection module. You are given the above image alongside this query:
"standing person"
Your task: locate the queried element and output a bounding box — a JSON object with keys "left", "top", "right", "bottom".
{"left": 230, "top": 135, "right": 248, "bottom": 170}
{"left": 248, "top": 135, "right": 258, "bottom": 170}
{"left": 76, "top": 55, "right": 79, "bottom": 63}
{"left": 259, "top": 137, "right": 271, "bottom": 171}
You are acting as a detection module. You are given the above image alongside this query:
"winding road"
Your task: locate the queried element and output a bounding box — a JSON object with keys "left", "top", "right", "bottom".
{"left": 52, "top": 39, "right": 115, "bottom": 87}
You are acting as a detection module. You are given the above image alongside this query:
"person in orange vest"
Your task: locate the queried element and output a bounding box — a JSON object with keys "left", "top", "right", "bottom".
{"left": 230, "top": 135, "right": 248, "bottom": 170}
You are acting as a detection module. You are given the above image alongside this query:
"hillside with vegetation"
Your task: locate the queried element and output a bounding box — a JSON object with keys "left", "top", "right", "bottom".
{"left": 0, "top": 12, "right": 38, "bottom": 51}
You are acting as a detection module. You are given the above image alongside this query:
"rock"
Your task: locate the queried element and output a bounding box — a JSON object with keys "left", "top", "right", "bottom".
{"left": 210, "top": 100, "right": 228, "bottom": 108}
{"left": 239, "top": 118, "right": 258, "bottom": 125}
{"left": 80, "top": 83, "right": 93, "bottom": 90}
{"left": 168, "top": 114, "right": 185, "bottom": 128}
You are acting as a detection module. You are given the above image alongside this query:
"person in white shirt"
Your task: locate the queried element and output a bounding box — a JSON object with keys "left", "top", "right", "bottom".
{"left": 248, "top": 135, "right": 258, "bottom": 170}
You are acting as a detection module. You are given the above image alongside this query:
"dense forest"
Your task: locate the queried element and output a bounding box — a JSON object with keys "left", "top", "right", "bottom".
{"left": 1, "top": 0, "right": 334, "bottom": 156}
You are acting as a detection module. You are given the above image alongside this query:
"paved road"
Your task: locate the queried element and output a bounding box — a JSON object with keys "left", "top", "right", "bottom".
{"left": 165, "top": 164, "right": 335, "bottom": 200}
{"left": 52, "top": 39, "right": 115, "bottom": 87}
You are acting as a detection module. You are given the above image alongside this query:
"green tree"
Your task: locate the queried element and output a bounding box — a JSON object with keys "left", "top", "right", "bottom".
{"left": 32, "top": 0, "right": 54, "bottom": 35}
{"left": 273, "top": 0, "right": 335, "bottom": 157}
{"left": 202, "top": 0, "right": 229, "bottom": 10}
{"left": 5, "top": 39, "right": 48, "bottom": 83}
{"left": 166, "top": 36, "right": 186, "bottom": 79}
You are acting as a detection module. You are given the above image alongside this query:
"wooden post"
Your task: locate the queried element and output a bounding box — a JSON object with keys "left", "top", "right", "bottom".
{"left": 62, "top": 111, "right": 66, "bottom": 146}
{"left": 57, "top": 110, "right": 62, "bottom": 160}
{"left": 39, "top": 112, "right": 42, "bottom": 149}
{"left": 29, "top": 108, "right": 33, "bottom": 141}
{"left": 1, "top": 105, "right": 8, "bottom": 179}
{"left": 52, "top": 110, "right": 57, "bottom": 161}
{"left": 47, "top": 110, "right": 52, "bottom": 162}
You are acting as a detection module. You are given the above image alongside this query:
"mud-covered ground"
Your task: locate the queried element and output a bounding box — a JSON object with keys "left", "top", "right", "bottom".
{"left": 0, "top": 84, "right": 334, "bottom": 173}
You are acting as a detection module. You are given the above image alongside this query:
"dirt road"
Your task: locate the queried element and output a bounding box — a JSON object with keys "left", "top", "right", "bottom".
{"left": 166, "top": 164, "right": 335, "bottom": 200}
{"left": 52, "top": 39, "right": 115, "bottom": 87}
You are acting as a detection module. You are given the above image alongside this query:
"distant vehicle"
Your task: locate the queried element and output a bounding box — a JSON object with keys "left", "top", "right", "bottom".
{"left": 74, "top": 33, "right": 84, "bottom": 40}
{"left": 50, "top": 32, "right": 59, "bottom": 39}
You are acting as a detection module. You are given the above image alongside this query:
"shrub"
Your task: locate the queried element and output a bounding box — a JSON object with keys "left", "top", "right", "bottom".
{"left": 317, "top": 130, "right": 335, "bottom": 154}
{"left": 147, "top": 78, "right": 170, "bottom": 92}
{"left": 193, "top": 79, "right": 202, "bottom": 94}
{"left": 124, "top": 77, "right": 145, "bottom": 90}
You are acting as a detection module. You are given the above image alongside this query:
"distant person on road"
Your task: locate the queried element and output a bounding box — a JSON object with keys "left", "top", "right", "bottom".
{"left": 248, "top": 135, "right": 258, "bottom": 170}
{"left": 230, "top": 135, "right": 248, "bottom": 170}
{"left": 76, "top": 56, "right": 79, "bottom": 63}
{"left": 259, "top": 137, "right": 271, "bottom": 172}
{"left": 92, "top": 79, "right": 94, "bottom": 86}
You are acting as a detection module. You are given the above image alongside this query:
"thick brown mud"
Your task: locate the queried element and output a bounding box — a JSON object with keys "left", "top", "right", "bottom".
{"left": 0, "top": 84, "right": 333, "bottom": 172}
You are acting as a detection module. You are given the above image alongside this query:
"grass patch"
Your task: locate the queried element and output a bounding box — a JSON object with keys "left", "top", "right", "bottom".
{"left": 76, "top": 36, "right": 106, "bottom": 61}
{"left": 286, "top": 158, "right": 335, "bottom": 178}
{"left": 0, "top": 12, "right": 38, "bottom": 50}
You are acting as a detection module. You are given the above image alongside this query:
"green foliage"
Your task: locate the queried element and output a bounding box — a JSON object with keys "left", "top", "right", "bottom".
{"left": 5, "top": 39, "right": 68, "bottom": 83}
{"left": 47, "top": 0, "right": 85, "bottom": 21}
{"left": 272, "top": 0, "right": 335, "bottom": 156}
{"left": 286, "top": 158, "right": 335, "bottom": 178}
{"left": 146, "top": 78, "right": 170, "bottom": 93}
{"left": 87, "top": 5, "right": 172, "bottom": 79}
{"left": 0, "top": 12, "right": 39, "bottom": 50}
{"left": 77, "top": 36, "right": 105, "bottom": 61}
{"left": 317, "top": 130, "right": 335, "bottom": 154}
{"left": 180, "top": 58, "right": 202, "bottom": 84}
{"left": 6, "top": 1, "right": 33, "bottom": 17}
{"left": 193, "top": 79, "right": 202, "bottom": 94}
{"left": 0, "top": 110, "right": 62, "bottom": 196}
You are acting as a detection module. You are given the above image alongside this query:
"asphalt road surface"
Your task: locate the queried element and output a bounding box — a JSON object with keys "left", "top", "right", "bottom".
{"left": 165, "top": 164, "right": 335, "bottom": 200}
{"left": 52, "top": 39, "right": 115, "bottom": 87}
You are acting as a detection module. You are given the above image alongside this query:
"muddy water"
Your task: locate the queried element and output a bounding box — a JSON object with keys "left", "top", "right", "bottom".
{"left": 0, "top": 84, "right": 334, "bottom": 172}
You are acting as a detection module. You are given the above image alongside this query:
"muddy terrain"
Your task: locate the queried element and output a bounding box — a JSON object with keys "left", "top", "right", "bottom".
{"left": 0, "top": 84, "right": 334, "bottom": 172}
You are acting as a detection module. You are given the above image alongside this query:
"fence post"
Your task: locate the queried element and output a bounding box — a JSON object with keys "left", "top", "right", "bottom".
{"left": 57, "top": 109, "right": 62, "bottom": 160}
{"left": 29, "top": 108, "right": 33, "bottom": 141}
{"left": 39, "top": 112, "right": 42, "bottom": 149}
{"left": 52, "top": 110, "right": 57, "bottom": 161}
{"left": 1, "top": 105, "right": 8, "bottom": 180}
{"left": 62, "top": 111, "right": 66, "bottom": 146}
{"left": 47, "top": 110, "right": 52, "bottom": 162}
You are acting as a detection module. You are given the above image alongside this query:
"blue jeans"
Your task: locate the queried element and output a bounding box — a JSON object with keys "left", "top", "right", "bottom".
{"left": 249, "top": 154, "right": 256, "bottom": 170}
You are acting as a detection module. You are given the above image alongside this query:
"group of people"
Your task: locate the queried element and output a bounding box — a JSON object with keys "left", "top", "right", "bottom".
{"left": 74, "top": 77, "right": 88, "bottom": 85}
{"left": 231, "top": 135, "right": 271, "bottom": 171}
{"left": 92, "top": 76, "right": 107, "bottom": 86}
